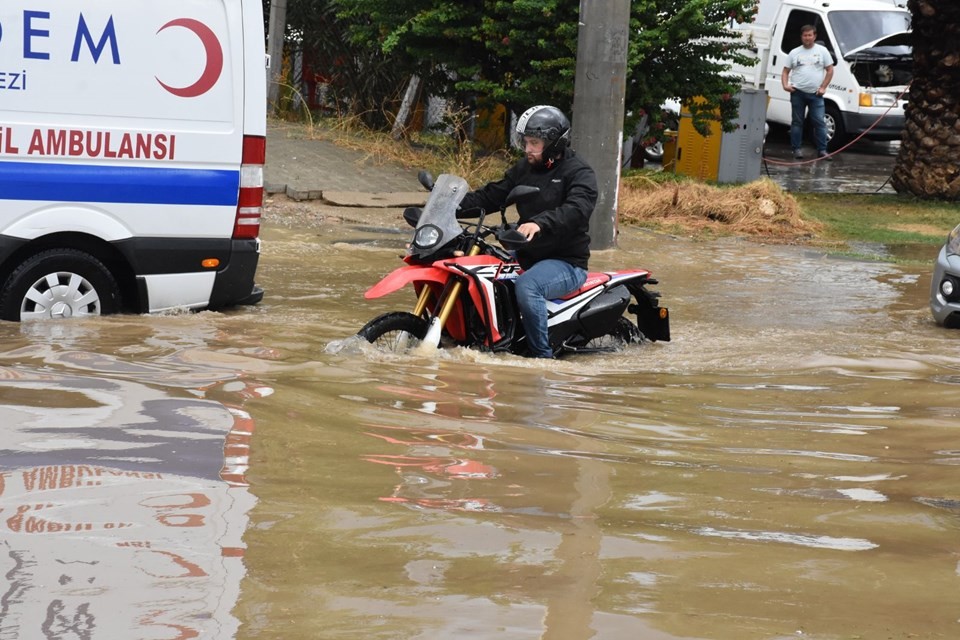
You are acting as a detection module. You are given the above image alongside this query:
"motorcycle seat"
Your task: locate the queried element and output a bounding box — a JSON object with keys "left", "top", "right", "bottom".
{"left": 558, "top": 272, "right": 611, "bottom": 300}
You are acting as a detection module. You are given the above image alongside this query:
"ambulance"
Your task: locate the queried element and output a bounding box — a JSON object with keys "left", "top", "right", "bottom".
{"left": 0, "top": 1, "right": 268, "bottom": 321}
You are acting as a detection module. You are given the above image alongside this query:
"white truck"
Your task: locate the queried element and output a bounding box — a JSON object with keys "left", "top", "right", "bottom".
{"left": 730, "top": 0, "right": 912, "bottom": 151}
{"left": 0, "top": 1, "right": 268, "bottom": 321}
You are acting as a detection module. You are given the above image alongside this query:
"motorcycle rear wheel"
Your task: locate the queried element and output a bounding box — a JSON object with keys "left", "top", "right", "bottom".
{"left": 566, "top": 316, "right": 642, "bottom": 352}
{"left": 358, "top": 311, "right": 430, "bottom": 353}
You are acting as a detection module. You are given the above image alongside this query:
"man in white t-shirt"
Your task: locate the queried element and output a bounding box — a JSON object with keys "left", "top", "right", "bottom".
{"left": 781, "top": 24, "right": 835, "bottom": 160}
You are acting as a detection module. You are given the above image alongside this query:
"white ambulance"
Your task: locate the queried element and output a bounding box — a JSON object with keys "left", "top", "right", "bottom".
{"left": 0, "top": 1, "right": 267, "bottom": 321}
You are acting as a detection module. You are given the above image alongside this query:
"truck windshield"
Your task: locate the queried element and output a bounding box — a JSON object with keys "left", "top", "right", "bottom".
{"left": 829, "top": 11, "right": 911, "bottom": 56}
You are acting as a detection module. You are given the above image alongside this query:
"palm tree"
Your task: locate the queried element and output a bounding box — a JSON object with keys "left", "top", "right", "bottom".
{"left": 891, "top": 0, "right": 960, "bottom": 200}
{"left": 891, "top": 1, "right": 960, "bottom": 199}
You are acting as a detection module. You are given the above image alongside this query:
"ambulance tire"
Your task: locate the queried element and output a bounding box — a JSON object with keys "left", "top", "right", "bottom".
{"left": 0, "top": 249, "right": 121, "bottom": 321}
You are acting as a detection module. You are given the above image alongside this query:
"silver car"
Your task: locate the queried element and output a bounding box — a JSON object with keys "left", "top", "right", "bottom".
{"left": 931, "top": 223, "right": 960, "bottom": 327}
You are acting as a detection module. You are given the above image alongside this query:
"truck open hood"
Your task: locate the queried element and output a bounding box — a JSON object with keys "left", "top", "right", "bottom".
{"left": 844, "top": 31, "right": 911, "bottom": 60}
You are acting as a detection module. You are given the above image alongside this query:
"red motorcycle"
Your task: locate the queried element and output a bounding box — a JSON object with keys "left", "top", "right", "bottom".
{"left": 357, "top": 173, "right": 670, "bottom": 356}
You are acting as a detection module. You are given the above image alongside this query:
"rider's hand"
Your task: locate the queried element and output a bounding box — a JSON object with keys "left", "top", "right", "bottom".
{"left": 517, "top": 222, "right": 541, "bottom": 241}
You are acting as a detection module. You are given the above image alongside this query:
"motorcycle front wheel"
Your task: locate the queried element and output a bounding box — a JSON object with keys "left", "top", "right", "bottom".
{"left": 358, "top": 311, "right": 430, "bottom": 353}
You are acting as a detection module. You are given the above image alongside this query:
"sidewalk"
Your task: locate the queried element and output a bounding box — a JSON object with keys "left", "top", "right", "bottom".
{"left": 264, "top": 120, "right": 427, "bottom": 208}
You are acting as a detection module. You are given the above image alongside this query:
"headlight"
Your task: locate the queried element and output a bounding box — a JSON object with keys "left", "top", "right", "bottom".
{"left": 947, "top": 224, "right": 960, "bottom": 256}
{"left": 413, "top": 224, "right": 441, "bottom": 249}
{"left": 859, "top": 93, "right": 896, "bottom": 107}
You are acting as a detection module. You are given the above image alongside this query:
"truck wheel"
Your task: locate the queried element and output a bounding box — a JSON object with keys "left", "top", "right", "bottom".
{"left": 0, "top": 249, "right": 121, "bottom": 321}
{"left": 824, "top": 103, "right": 846, "bottom": 152}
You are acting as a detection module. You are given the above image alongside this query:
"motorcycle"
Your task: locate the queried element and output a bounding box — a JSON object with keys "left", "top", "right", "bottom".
{"left": 357, "top": 172, "right": 670, "bottom": 356}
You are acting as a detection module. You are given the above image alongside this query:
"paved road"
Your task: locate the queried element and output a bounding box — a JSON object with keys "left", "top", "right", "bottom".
{"left": 264, "top": 120, "right": 424, "bottom": 207}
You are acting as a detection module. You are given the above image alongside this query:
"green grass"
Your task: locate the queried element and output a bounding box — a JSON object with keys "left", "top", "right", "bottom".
{"left": 795, "top": 193, "right": 957, "bottom": 246}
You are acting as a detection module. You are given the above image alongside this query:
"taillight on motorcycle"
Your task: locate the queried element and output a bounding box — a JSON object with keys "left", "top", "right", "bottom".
{"left": 234, "top": 135, "right": 266, "bottom": 240}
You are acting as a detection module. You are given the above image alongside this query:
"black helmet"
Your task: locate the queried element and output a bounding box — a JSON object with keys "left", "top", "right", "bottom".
{"left": 516, "top": 105, "right": 570, "bottom": 165}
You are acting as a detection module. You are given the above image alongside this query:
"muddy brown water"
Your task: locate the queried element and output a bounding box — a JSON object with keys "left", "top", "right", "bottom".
{"left": 2, "top": 208, "right": 958, "bottom": 640}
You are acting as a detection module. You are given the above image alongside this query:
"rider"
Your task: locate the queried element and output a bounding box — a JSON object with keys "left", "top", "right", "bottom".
{"left": 457, "top": 105, "right": 598, "bottom": 358}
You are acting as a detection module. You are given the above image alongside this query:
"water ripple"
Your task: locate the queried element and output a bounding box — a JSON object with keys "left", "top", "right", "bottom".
{"left": 693, "top": 526, "right": 878, "bottom": 551}
{"left": 723, "top": 448, "right": 875, "bottom": 462}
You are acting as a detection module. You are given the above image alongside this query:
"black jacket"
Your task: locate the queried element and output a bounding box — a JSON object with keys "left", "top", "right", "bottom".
{"left": 458, "top": 150, "right": 598, "bottom": 270}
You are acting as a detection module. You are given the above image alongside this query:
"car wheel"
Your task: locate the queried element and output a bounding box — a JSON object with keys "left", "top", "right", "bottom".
{"left": 642, "top": 113, "right": 679, "bottom": 163}
{"left": 642, "top": 140, "right": 665, "bottom": 163}
{"left": 0, "top": 249, "right": 121, "bottom": 321}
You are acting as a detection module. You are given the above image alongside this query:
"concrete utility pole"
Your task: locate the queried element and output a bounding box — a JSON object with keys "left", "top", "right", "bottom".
{"left": 266, "top": 0, "right": 288, "bottom": 112}
{"left": 571, "top": 0, "right": 630, "bottom": 250}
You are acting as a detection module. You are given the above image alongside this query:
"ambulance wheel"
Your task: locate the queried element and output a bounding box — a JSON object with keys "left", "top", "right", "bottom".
{"left": 0, "top": 249, "right": 121, "bottom": 321}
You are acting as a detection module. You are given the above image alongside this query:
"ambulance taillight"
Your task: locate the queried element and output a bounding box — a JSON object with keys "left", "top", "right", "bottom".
{"left": 234, "top": 135, "right": 266, "bottom": 239}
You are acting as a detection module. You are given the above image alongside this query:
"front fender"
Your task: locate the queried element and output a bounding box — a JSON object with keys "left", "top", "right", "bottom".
{"left": 364, "top": 264, "right": 449, "bottom": 299}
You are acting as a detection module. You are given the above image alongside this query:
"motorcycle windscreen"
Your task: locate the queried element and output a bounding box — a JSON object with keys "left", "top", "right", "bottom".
{"left": 410, "top": 174, "right": 469, "bottom": 257}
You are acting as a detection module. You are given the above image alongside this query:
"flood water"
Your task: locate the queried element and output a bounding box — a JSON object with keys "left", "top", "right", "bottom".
{"left": 761, "top": 134, "right": 899, "bottom": 195}
{"left": 2, "top": 214, "right": 958, "bottom": 640}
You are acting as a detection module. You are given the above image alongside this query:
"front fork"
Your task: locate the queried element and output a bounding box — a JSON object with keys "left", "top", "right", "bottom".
{"left": 417, "top": 246, "right": 482, "bottom": 349}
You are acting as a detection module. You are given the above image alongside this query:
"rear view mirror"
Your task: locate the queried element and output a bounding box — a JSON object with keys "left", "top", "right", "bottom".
{"left": 402, "top": 206, "right": 422, "bottom": 227}
{"left": 505, "top": 185, "right": 540, "bottom": 207}
{"left": 418, "top": 170, "right": 435, "bottom": 191}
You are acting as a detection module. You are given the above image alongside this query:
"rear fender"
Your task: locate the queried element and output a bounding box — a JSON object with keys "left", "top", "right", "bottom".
{"left": 612, "top": 271, "right": 670, "bottom": 342}
{"left": 567, "top": 269, "right": 669, "bottom": 342}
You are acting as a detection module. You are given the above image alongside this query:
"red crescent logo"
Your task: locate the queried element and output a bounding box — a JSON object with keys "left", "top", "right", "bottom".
{"left": 156, "top": 18, "right": 224, "bottom": 98}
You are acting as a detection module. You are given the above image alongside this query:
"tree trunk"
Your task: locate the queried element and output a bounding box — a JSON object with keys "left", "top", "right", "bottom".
{"left": 891, "top": 0, "right": 960, "bottom": 200}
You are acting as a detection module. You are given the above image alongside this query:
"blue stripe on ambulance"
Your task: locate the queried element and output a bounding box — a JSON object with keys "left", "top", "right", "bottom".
{"left": 0, "top": 161, "right": 239, "bottom": 206}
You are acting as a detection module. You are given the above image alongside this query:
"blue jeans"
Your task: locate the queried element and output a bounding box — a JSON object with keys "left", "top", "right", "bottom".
{"left": 514, "top": 259, "right": 587, "bottom": 358}
{"left": 790, "top": 90, "right": 827, "bottom": 153}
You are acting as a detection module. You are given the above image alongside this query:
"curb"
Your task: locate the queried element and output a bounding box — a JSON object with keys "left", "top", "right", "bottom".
{"left": 265, "top": 183, "right": 427, "bottom": 208}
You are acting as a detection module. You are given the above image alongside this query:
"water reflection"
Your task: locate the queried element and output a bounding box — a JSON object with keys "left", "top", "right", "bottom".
{"left": 0, "top": 340, "right": 267, "bottom": 640}
{"left": 2, "top": 215, "right": 960, "bottom": 639}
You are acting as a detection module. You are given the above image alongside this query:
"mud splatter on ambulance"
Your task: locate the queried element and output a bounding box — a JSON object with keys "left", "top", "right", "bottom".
{"left": 0, "top": 2, "right": 268, "bottom": 321}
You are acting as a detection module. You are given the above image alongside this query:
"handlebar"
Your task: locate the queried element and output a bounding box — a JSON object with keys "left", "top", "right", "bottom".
{"left": 495, "top": 225, "right": 528, "bottom": 250}
{"left": 455, "top": 206, "right": 486, "bottom": 220}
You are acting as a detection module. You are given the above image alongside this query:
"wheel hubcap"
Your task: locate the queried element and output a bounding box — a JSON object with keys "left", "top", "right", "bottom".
{"left": 50, "top": 300, "right": 73, "bottom": 318}
{"left": 22, "top": 272, "right": 101, "bottom": 320}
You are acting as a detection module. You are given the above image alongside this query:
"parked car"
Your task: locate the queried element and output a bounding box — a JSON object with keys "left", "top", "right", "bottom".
{"left": 930, "top": 223, "right": 960, "bottom": 328}
{"left": 625, "top": 98, "right": 768, "bottom": 166}
{"left": 622, "top": 100, "right": 681, "bottom": 166}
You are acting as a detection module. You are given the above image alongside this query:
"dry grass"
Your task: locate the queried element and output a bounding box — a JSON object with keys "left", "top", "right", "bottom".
{"left": 278, "top": 109, "right": 512, "bottom": 187}
{"left": 619, "top": 176, "right": 822, "bottom": 241}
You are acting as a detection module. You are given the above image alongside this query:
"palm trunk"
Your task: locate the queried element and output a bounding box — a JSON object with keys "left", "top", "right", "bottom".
{"left": 891, "top": 0, "right": 960, "bottom": 200}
